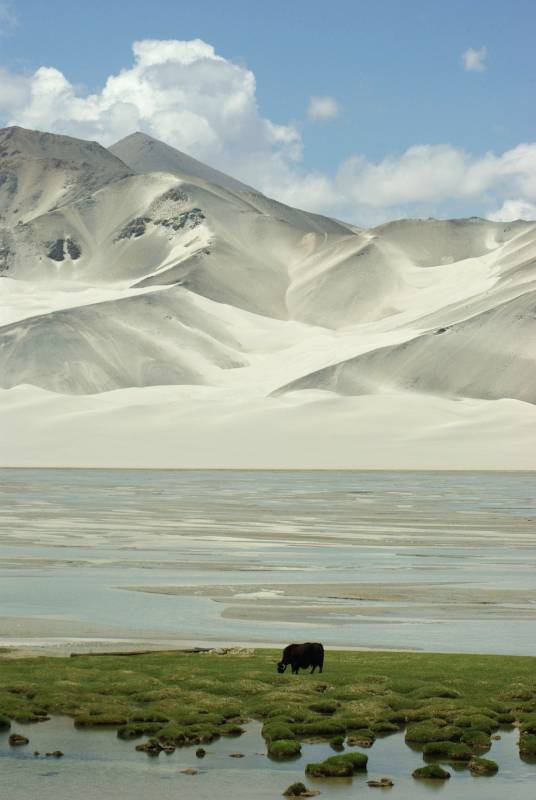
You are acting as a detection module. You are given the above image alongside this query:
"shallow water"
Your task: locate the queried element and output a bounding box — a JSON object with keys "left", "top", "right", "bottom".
{"left": 1, "top": 717, "right": 535, "bottom": 800}
{"left": 0, "top": 469, "right": 535, "bottom": 653}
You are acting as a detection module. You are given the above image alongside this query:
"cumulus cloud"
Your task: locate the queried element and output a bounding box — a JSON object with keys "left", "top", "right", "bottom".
{"left": 257, "top": 141, "right": 536, "bottom": 224}
{"left": 487, "top": 199, "right": 536, "bottom": 222}
{"left": 0, "top": 38, "right": 301, "bottom": 175}
{"left": 308, "top": 95, "right": 340, "bottom": 122}
{"left": 0, "top": 38, "right": 535, "bottom": 224}
{"left": 462, "top": 46, "right": 487, "bottom": 72}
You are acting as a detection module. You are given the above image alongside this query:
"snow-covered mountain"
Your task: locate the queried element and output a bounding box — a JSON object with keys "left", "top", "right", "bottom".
{"left": 1, "top": 125, "right": 535, "bottom": 468}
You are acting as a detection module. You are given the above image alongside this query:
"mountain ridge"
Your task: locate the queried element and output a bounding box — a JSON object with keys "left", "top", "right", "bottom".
{"left": 0, "top": 125, "right": 534, "bottom": 468}
{"left": 110, "top": 131, "right": 254, "bottom": 194}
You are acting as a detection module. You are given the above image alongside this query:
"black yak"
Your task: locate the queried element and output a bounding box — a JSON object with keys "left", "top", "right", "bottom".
{"left": 276, "top": 642, "right": 324, "bottom": 674}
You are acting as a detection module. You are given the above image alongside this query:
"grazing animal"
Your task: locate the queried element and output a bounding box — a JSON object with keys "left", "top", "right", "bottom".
{"left": 277, "top": 642, "right": 324, "bottom": 675}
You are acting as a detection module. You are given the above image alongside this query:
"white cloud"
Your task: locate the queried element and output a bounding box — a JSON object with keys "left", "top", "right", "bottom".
{"left": 488, "top": 199, "right": 536, "bottom": 222}
{"left": 308, "top": 95, "right": 340, "bottom": 122}
{"left": 0, "top": 68, "right": 28, "bottom": 107}
{"left": 267, "top": 142, "right": 536, "bottom": 225}
{"left": 462, "top": 46, "right": 487, "bottom": 72}
{"left": 0, "top": 38, "right": 301, "bottom": 173}
{"left": 0, "top": 38, "right": 535, "bottom": 225}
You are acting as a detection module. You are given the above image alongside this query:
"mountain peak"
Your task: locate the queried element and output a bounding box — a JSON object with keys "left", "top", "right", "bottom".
{"left": 109, "top": 132, "right": 252, "bottom": 194}
{"left": 0, "top": 125, "right": 130, "bottom": 171}
{"left": 0, "top": 125, "right": 132, "bottom": 223}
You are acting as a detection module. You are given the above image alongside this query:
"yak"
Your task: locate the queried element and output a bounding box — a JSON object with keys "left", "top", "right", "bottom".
{"left": 276, "top": 642, "right": 324, "bottom": 675}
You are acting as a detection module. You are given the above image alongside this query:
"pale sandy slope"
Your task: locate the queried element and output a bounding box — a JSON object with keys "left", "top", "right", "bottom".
{"left": 0, "top": 126, "right": 535, "bottom": 468}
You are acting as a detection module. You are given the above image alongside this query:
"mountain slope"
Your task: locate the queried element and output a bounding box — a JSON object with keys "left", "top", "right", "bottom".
{"left": 0, "top": 126, "right": 535, "bottom": 468}
{"left": 276, "top": 289, "right": 536, "bottom": 404}
{"left": 0, "top": 287, "right": 248, "bottom": 394}
{"left": 0, "top": 126, "right": 132, "bottom": 226}
{"left": 110, "top": 132, "right": 252, "bottom": 194}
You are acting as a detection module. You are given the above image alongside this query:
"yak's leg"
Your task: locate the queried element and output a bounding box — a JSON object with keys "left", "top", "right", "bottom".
{"left": 310, "top": 665, "right": 316, "bottom": 674}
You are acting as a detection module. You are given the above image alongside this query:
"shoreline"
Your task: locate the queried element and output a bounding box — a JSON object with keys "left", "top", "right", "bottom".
{"left": 5, "top": 637, "right": 536, "bottom": 660}
{"left": 0, "top": 638, "right": 423, "bottom": 659}
{"left": 1, "top": 466, "right": 535, "bottom": 473}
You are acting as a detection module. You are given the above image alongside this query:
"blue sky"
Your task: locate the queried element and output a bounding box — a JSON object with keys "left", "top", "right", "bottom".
{"left": 1, "top": 0, "right": 535, "bottom": 224}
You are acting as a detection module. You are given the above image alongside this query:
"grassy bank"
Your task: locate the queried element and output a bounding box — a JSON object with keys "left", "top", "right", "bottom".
{"left": 1, "top": 649, "right": 535, "bottom": 774}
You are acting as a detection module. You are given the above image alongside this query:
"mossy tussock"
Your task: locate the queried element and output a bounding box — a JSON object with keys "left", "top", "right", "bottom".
{"left": 117, "top": 722, "right": 162, "bottom": 740}
{"left": 329, "top": 735, "right": 345, "bottom": 749}
{"left": 412, "top": 685, "right": 461, "bottom": 700}
{"left": 413, "top": 764, "right": 450, "bottom": 780}
{"left": 74, "top": 711, "right": 129, "bottom": 727}
{"left": 519, "top": 714, "right": 536, "bottom": 734}
{"left": 283, "top": 782, "right": 319, "bottom": 797}
{"left": 460, "top": 728, "right": 492, "bottom": 750}
{"left": 0, "top": 648, "right": 534, "bottom": 778}
{"left": 268, "top": 739, "right": 302, "bottom": 759}
{"left": 422, "top": 741, "right": 472, "bottom": 761}
{"left": 262, "top": 720, "right": 296, "bottom": 743}
{"left": 346, "top": 728, "right": 375, "bottom": 747}
{"left": 468, "top": 757, "right": 499, "bottom": 775}
{"left": 306, "top": 751, "right": 368, "bottom": 777}
{"left": 405, "top": 720, "right": 461, "bottom": 743}
{"left": 519, "top": 733, "right": 536, "bottom": 756}
{"left": 0, "top": 714, "right": 11, "bottom": 730}
{"left": 8, "top": 733, "right": 29, "bottom": 746}
{"left": 452, "top": 713, "right": 499, "bottom": 733}
{"left": 370, "top": 720, "right": 401, "bottom": 734}
{"left": 308, "top": 701, "right": 339, "bottom": 715}
{"left": 337, "top": 713, "right": 372, "bottom": 730}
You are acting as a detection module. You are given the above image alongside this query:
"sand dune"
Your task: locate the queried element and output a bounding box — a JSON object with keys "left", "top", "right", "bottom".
{"left": 0, "top": 125, "right": 534, "bottom": 467}
{"left": 277, "top": 289, "right": 536, "bottom": 404}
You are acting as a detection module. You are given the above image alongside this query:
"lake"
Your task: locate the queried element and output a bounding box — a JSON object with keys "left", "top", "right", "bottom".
{"left": 1, "top": 469, "right": 535, "bottom": 655}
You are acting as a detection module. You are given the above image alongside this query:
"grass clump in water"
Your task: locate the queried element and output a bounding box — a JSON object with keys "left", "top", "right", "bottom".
{"left": 9, "top": 733, "right": 29, "bottom": 746}
{"left": 405, "top": 720, "right": 459, "bottom": 743}
{"left": 329, "top": 735, "right": 345, "bottom": 749}
{"left": 337, "top": 713, "right": 371, "bottom": 730}
{"left": 519, "top": 715, "right": 536, "bottom": 734}
{"left": 219, "top": 722, "right": 244, "bottom": 736}
{"left": 459, "top": 728, "right": 491, "bottom": 750}
{"left": 370, "top": 720, "right": 400, "bottom": 734}
{"left": 268, "top": 739, "right": 302, "bottom": 759}
{"left": 519, "top": 733, "right": 536, "bottom": 757}
{"left": 74, "top": 710, "right": 129, "bottom": 727}
{"left": 468, "top": 757, "right": 499, "bottom": 775}
{"left": 306, "top": 751, "right": 368, "bottom": 777}
{"left": 452, "top": 713, "right": 498, "bottom": 733}
{"left": 422, "top": 741, "right": 472, "bottom": 761}
{"left": 117, "top": 722, "right": 162, "bottom": 740}
{"left": 262, "top": 719, "right": 296, "bottom": 743}
{"left": 346, "top": 728, "right": 375, "bottom": 747}
{"left": 283, "top": 782, "right": 317, "bottom": 797}
{"left": 413, "top": 764, "right": 450, "bottom": 780}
